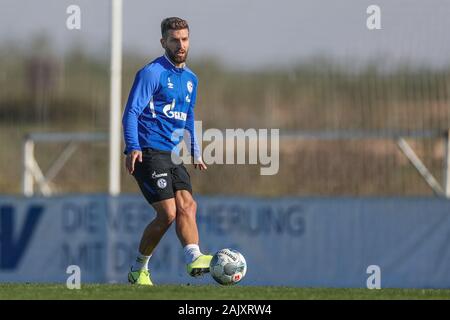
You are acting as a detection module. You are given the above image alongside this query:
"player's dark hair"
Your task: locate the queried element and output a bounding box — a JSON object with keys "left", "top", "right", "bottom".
{"left": 161, "top": 17, "right": 189, "bottom": 38}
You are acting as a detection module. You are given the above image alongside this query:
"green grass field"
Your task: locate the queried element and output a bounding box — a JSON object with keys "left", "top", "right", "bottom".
{"left": 0, "top": 284, "right": 449, "bottom": 300}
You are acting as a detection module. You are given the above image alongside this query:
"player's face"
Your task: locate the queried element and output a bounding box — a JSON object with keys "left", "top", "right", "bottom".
{"left": 161, "top": 29, "right": 190, "bottom": 65}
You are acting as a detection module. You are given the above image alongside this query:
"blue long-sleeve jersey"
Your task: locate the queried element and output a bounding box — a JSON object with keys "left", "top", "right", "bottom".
{"left": 122, "top": 55, "right": 200, "bottom": 159}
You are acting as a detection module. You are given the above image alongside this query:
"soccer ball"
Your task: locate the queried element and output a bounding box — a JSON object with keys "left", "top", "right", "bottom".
{"left": 209, "top": 248, "right": 247, "bottom": 285}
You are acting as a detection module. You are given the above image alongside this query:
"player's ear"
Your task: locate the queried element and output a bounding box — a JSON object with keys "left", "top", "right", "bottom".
{"left": 160, "top": 38, "right": 166, "bottom": 49}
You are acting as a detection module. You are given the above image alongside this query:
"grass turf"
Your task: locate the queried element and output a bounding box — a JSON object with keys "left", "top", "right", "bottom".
{"left": 0, "top": 284, "right": 449, "bottom": 300}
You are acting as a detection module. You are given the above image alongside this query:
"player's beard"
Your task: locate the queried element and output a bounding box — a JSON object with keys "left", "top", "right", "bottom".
{"left": 166, "top": 48, "right": 188, "bottom": 65}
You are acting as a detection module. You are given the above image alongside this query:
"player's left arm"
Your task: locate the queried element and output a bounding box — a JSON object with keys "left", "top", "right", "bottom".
{"left": 185, "top": 80, "right": 207, "bottom": 170}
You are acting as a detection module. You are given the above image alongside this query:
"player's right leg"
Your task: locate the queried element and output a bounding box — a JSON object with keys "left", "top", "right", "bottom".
{"left": 128, "top": 198, "right": 176, "bottom": 285}
{"left": 128, "top": 148, "right": 177, "bottom": 285}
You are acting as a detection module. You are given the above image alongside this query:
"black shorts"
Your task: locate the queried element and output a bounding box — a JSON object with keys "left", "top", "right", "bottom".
{"left": 132, "top": 148, "right": 192, "bottom": 204}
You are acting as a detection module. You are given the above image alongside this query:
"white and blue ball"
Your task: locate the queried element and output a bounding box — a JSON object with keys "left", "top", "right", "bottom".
{"left": 209, "top": 248, "right": 247, "bottom": 285}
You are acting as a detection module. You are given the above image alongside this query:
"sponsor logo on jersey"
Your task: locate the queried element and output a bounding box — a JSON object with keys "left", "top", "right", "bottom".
{"left": 163, "top": 99, "right": 187, "bottom": 121}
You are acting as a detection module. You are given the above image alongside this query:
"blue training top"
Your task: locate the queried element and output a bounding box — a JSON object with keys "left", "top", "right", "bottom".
{"left": 122, "top": 55, "right": 200, "bottom": 159}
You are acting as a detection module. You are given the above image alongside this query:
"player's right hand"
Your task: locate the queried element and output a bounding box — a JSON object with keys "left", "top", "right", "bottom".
{"left": 126, "top": 150, "right": 143, "bottom": 175}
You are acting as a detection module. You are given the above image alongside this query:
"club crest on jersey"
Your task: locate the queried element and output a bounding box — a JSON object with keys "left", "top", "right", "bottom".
{"left": 187, "top": 81, "right": 193, "bottom": 93}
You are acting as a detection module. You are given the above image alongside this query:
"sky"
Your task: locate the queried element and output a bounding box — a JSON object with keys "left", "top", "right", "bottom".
{"left": 1, "top": 0, "right": 450, "bottom": 69}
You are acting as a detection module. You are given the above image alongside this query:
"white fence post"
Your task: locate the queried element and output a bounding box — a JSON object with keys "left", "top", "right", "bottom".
{"left": 444, "top": 129, "right": 450, "bottom": 198}
{"left": 108, "top": 0, "right": 123, "bottom": 196}
{"left": 23, "top": 138, "right": 35, "bottom": 197}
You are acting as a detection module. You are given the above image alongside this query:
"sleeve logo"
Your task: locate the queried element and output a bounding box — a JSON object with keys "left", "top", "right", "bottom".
{"left": 187, "top": 81, "right": 193, "bottom": 93}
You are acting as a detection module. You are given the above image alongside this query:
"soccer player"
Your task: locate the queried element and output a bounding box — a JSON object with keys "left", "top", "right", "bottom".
{"left": 122, "top": 17, "right": 211, "bottom": 285}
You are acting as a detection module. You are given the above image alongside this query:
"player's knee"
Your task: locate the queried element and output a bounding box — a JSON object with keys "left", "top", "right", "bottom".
{"left": 157, "top": 209, "right": 176, "bottom": 226}
{"left": 177, "top": 199, "right": 197, "bottom": 218}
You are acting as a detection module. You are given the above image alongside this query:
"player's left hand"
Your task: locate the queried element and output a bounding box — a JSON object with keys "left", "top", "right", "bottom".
{"left": 194, "top": 158, "right": 207, "bottom": 170}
